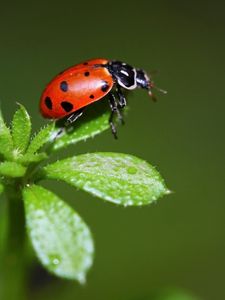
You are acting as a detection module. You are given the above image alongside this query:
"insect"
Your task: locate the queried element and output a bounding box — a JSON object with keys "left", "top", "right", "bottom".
{"left": 40, "top": 58, "right": 165, "bottom": 138}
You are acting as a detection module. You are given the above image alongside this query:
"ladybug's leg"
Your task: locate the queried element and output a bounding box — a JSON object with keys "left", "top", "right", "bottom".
{"left": 65, "top": 108, "right": 85, "bottom": 126}
{"left": 116, "top": 84, "right": 127, "bottom": 109}
{"left": 108, "top": 92, "right": 124, "bottom": 125}
{"left": 54, "top": 108, "right": 85, "bottom": 139}
{"left": 108, "top": 92, "right": 122, "bottom": 139}
{"left": 115, "top": 85, "right": 126, "bottom": 125}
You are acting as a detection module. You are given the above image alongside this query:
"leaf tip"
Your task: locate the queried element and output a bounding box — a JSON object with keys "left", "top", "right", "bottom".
{"left": 76, "top": 272, "right": 87, "bottom": 285}
{"left": 165, "top": 189, "right": 173, "bottom": 195}
{"left": 15, "top": 101, "right": 22, "bottom": 107}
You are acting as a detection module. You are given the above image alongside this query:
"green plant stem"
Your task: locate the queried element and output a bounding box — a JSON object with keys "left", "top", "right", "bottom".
{"left": 0, "top": 182, "right": 27, "bottom": 300}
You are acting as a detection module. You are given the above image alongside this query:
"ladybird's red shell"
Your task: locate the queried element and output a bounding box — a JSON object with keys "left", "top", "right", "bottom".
{"left": 40, "top": 58, "right": 114, "bottom": 119}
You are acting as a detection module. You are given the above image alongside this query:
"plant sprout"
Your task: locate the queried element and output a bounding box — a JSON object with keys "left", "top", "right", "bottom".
{"left": 0, "top": 103, "right": 170, "bottom": 298}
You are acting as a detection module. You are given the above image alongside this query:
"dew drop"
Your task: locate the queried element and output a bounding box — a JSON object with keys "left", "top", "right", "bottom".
{"left": 127, "top": 167, "right": 137, "bottom": 175}
{"left": 53, "top": 258, "right": 60, "bottom": 265}
{"left": 49, "top": 254, "right": 61, "bottom": 267}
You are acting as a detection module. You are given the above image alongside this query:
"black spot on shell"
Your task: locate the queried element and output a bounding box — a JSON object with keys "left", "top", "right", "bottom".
{"left": 89, "top": 94, "right": 94, "bottom": 99}
{"left": 83, "top": 62, "right": 88, "bottom": 65}
{"left": 101, "top": 81, "right": 110, "bottom": 92}
{"left": 60, "top": 81, "right": 68, "bottom": 92}
{"left": 61, "top": 101, "right": 74, "bottom": 112}
{"left": 45, "top": 97, "right": 52, "bottom": 110}
{"left": 84, "top": 71, "right": 90, "bottom": 76}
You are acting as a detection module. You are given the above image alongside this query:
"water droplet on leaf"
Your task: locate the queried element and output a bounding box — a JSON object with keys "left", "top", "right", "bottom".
{"left": 127, "top": 167, "right": 137, "bottom": 175}
{"left": 49, "top": 254, "right": 61, "bottom": 267}
{"left": 53, "top": 258, "right": 60, "bottom": 265}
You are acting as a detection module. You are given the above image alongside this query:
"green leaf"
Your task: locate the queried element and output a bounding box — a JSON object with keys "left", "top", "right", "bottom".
{"left": 0, "top": 110, "right": 13, "bottom": 160}
{"left": 23, "top": 185, "right": 94, "bottom": 282}
{"left": 12, "top": 104, "right": 31, "bottom": 153}
{"left": 17, "top": 152, "right": 48, "bottom": 165}
{"left": 0, "top": 183, "right": 4, "bottom": 195}
{"left": 0, "top": 161, "right": 26, "bottom": 178}
{"left": 27, "top": 122, "right": 55, "bottom": 154}
{"left": 53, "top": 106, "right": 110, "bottom": 151}
{"left": 44, "top": 153, "right": 170, "bottom": 206}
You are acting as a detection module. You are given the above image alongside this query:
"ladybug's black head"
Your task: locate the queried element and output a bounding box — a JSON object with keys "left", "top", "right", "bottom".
{"left": 107, "top": 60, "right": 153, "bottom": 93}
{"left": 135, "top": 69, "right": 152, "bottom": 90}
{"left": 107, "top": 60, "right": 166, "bottom": 101}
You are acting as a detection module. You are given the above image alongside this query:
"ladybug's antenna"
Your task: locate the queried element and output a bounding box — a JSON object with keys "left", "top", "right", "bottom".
{"left": 150, "top": 81, "right": 167, "bottom": 94}
{"left": 148, "top": 90, "right": 157, "bottom": 102}
{"left": 148, "top": 82, "right": 167, "bottom": 102}
{"left": 154, "top": 85, "right": 167, "bottom": 94}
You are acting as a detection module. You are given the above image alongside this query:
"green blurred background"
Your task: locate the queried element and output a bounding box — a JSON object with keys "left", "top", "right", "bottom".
{"left": 0, "top": 0, "right": 225, "bottom": 299}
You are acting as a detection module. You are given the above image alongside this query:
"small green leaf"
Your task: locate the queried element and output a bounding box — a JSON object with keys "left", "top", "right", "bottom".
{"left": 0, "top": 110, "right": 13, "bottom": 160}
{"left": 12, "top": 104, "right": 31, "bottom": 153}
{"left": 44, "top": 153, "right": 170, "bottom": 206}
{"left": 0, "top": 183, "right": 4, "bottom": 195}
{"left": 23, "top": 185, "right": 94, "bottom": 282}
{"left": 0, "top": 161, "right": 26, "bottom": 177}
{"left": 53, "top": 107, "right": 110, "bottom": 151}
{"left": 27, "top": 123, "right": 55, "bottom": 154}
{"left": 17, "top": 152, "right": 48, "bottom": 165}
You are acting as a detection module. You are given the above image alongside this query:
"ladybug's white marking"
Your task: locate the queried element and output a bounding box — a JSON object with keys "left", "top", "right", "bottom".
{"left": 144, "top": 72, "right": 150, "bottom": 83}
{"left": 118, "top": 68, "right": 137, "bottom": 90}
{"left": 120, "top": 70, "right": 129, "bottom": 76}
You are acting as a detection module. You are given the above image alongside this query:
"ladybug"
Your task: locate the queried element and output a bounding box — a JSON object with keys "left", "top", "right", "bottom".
{"left": 40, "top": 58, "right": 164, "bottom": 138}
